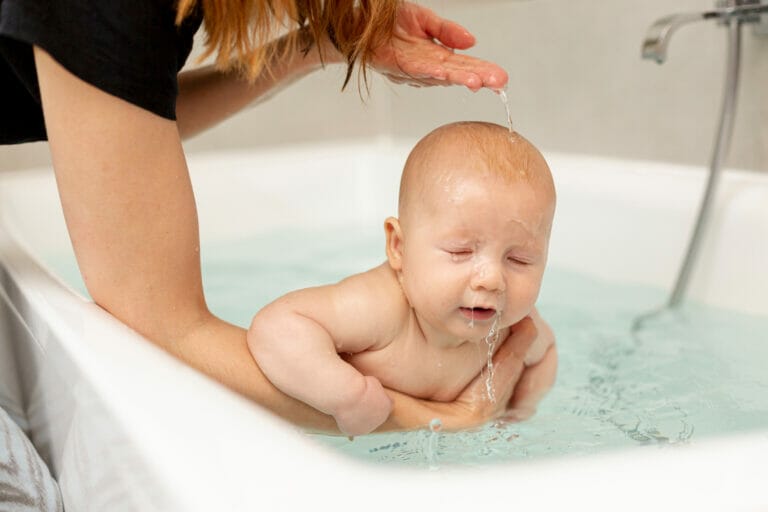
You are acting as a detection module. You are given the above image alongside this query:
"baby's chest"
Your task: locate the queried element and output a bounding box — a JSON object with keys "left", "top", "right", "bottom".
{"left": 346, "top": 341, "right": 488, "bottom": 402}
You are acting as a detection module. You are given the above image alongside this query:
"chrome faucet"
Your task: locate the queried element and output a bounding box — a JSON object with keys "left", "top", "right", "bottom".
{"left": 642, "top": 0, "right": 768, "bottom": 64}
{"left": 633, "top": 0, "right": 767, "bottom": 330}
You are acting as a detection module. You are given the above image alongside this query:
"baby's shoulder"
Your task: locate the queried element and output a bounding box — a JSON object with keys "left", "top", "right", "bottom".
{"left": 335, "top": 263, "right": 410, "bottom": 344}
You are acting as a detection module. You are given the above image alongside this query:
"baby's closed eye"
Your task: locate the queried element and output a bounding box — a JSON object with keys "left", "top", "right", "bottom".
{"left": 445, "top": 248, "right": 473, "bottom": 262}
{"left": 506, "top": 255, "right": 532, "bottom": 265}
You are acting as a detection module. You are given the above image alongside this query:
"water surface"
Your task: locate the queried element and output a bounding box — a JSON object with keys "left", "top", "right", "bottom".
{"left": 50, "top": 226, "right": 768, "bottom": 467}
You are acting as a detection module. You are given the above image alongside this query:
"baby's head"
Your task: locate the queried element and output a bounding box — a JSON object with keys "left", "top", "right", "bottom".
{"left": 385, "top": 121, "right": 556, "bottom": 344}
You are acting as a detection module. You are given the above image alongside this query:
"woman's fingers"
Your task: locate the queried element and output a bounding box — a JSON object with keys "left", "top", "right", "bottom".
{"left": 378, "top": 317, "right": 540, "bottom": 433}
{"left": 455, "top": 316, "right": 538, "bottom": 415}
{"left": 438, "top": 52, "right": 508, "bottom": 90}
{"left": 372, "top": 2, "right": 508, "bottom": 91}
{"left": 506, "top": 343, "right": 558, "bottom": 420}
{"left": 388, "top": 62, "right": 492, "bottom": 91}
{"left": 413, "top": 5, "right": 476, "bottom": 50}
{"left": 486, "top": 316, "right": 539, "bottom": 406}
{"left": 403, "top": 51, "right": 507, "bottom": 90}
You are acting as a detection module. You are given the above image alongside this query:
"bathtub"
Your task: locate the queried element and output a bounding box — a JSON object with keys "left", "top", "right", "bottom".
{"left": 1, "top": 139, "right": 767, "bottom": 511}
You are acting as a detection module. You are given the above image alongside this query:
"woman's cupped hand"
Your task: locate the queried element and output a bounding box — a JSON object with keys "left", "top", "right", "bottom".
{"left": 371, "top": 2, "right": 508, "bottom": 92}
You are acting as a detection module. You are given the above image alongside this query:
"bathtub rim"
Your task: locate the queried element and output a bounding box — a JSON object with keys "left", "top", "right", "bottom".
{"left": 1, "top": 234, "right": 767, "bottom": 510}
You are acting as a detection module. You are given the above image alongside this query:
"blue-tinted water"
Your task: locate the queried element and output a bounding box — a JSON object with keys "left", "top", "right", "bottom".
{"left": 50, "top": 227, "right": 768, "bottom": 467}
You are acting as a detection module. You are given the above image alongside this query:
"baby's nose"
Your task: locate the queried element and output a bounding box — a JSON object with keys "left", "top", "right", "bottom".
{"left": 470, "top": 261, "right": 505, "bottom": 293}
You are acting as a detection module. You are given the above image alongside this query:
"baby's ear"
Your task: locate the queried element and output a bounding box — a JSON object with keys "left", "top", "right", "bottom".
{"left": 384, "top": 217, "right": 404, "bottom": 271}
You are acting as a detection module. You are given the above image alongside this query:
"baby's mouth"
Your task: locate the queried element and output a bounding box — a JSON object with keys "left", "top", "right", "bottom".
{"left": 460, "top": 307, "right": 497, "bottom": 322}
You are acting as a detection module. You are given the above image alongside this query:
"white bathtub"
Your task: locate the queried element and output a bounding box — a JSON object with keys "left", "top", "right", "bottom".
{"left": 1, "top": 139, "right": 767, "bottom": 511}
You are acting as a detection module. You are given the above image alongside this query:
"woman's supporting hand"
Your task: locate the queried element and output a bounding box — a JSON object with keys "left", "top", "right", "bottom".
{"left": 371, "top": 2, "right": 508, "bottom": 92}
{"left": 505, "top": 310, "right": 558, "bottom": 421}
{"left": 380, "top": 317, "right": 539, "bottom": 432}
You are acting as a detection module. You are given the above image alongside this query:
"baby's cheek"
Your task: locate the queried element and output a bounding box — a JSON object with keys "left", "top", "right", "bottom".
{"left": 509, "top": 280, "right": 540, "bottom": 311}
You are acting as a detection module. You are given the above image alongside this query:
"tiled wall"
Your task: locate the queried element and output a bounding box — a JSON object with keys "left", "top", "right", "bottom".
{"left": 2, "top": 0, "right": 766, "bottom": 172}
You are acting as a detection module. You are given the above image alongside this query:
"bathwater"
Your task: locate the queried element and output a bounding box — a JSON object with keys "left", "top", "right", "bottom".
{"left": 197, "top": 227, "right": 768, "bottom": 465}
{"left": 49, "top": 226, "right": 768, "bottom": 467}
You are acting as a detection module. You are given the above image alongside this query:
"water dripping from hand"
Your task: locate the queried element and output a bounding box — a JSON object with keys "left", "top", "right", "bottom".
{"left": 497, "top": 88, "right": 514, "bottom": 134}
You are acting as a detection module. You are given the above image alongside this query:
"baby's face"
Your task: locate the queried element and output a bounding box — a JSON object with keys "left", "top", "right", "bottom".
{"left": 396, "top": 170, "right": 552, "bottom": 346}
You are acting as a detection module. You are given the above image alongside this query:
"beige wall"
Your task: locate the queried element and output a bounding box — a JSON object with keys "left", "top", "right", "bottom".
{"left": 392, "top": 0, "right": 768, "bottom": 171}
{"left": 2, "top": 0, "right": 766, "bottom": 173}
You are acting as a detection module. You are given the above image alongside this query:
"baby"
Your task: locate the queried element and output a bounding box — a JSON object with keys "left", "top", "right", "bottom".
{"left": 247, "top": 121, "right": 557, "bottom": 436}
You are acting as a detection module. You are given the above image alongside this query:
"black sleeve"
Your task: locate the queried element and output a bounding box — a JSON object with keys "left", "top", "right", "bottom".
{"left": 0, "top": 0, "right": 202, "bottom": 143}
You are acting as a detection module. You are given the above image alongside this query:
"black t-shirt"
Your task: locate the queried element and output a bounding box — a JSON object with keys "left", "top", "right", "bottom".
{"left": 0, "top": 0, "right": 203, "bottom": 144}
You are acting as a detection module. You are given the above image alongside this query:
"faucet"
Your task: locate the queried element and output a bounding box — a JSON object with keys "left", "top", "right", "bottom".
{"left": 642, "top": 0, "right": 768, "bottom": 64}
{"left": 633, "top": 0, "right": 767, "bottom": 329}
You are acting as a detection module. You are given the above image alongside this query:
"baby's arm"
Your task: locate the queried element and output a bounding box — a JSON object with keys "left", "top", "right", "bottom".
{"left": 247, "top": 270, "right": 397, "bottom": 436}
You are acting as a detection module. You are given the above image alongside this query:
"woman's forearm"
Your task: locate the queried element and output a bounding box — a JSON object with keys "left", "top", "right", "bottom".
{"left": 180, "top": 314, "right": 341, "bottom": 432}
{"left": 176, "top": 30, "right": 345, "bottom": 139}
{"left": 34, "top": 44, "right": 340, "bottom": 433}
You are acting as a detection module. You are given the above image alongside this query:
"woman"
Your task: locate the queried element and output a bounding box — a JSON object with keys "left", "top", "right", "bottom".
{"left": 0, "top": 0, "right": 550, "bottom": 432}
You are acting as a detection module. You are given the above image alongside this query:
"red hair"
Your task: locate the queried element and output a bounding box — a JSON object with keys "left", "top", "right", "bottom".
{"left": 176, "top": 0, "right": 399, "bottom": 89}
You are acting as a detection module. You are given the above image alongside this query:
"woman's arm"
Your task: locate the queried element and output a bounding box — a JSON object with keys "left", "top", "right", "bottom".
{"left": 176, "top": 29, "right": 344, "bottom": 139}
{"left": 35, "top": 45, "right": 336, "bottom": 432}
{"left": 175, "top": 2, "right": 509, "bottom": 139}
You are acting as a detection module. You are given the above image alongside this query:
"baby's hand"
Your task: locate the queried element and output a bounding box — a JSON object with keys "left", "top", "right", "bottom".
{"left": 334, "top": 376, "right": 393, "bottom": 437}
